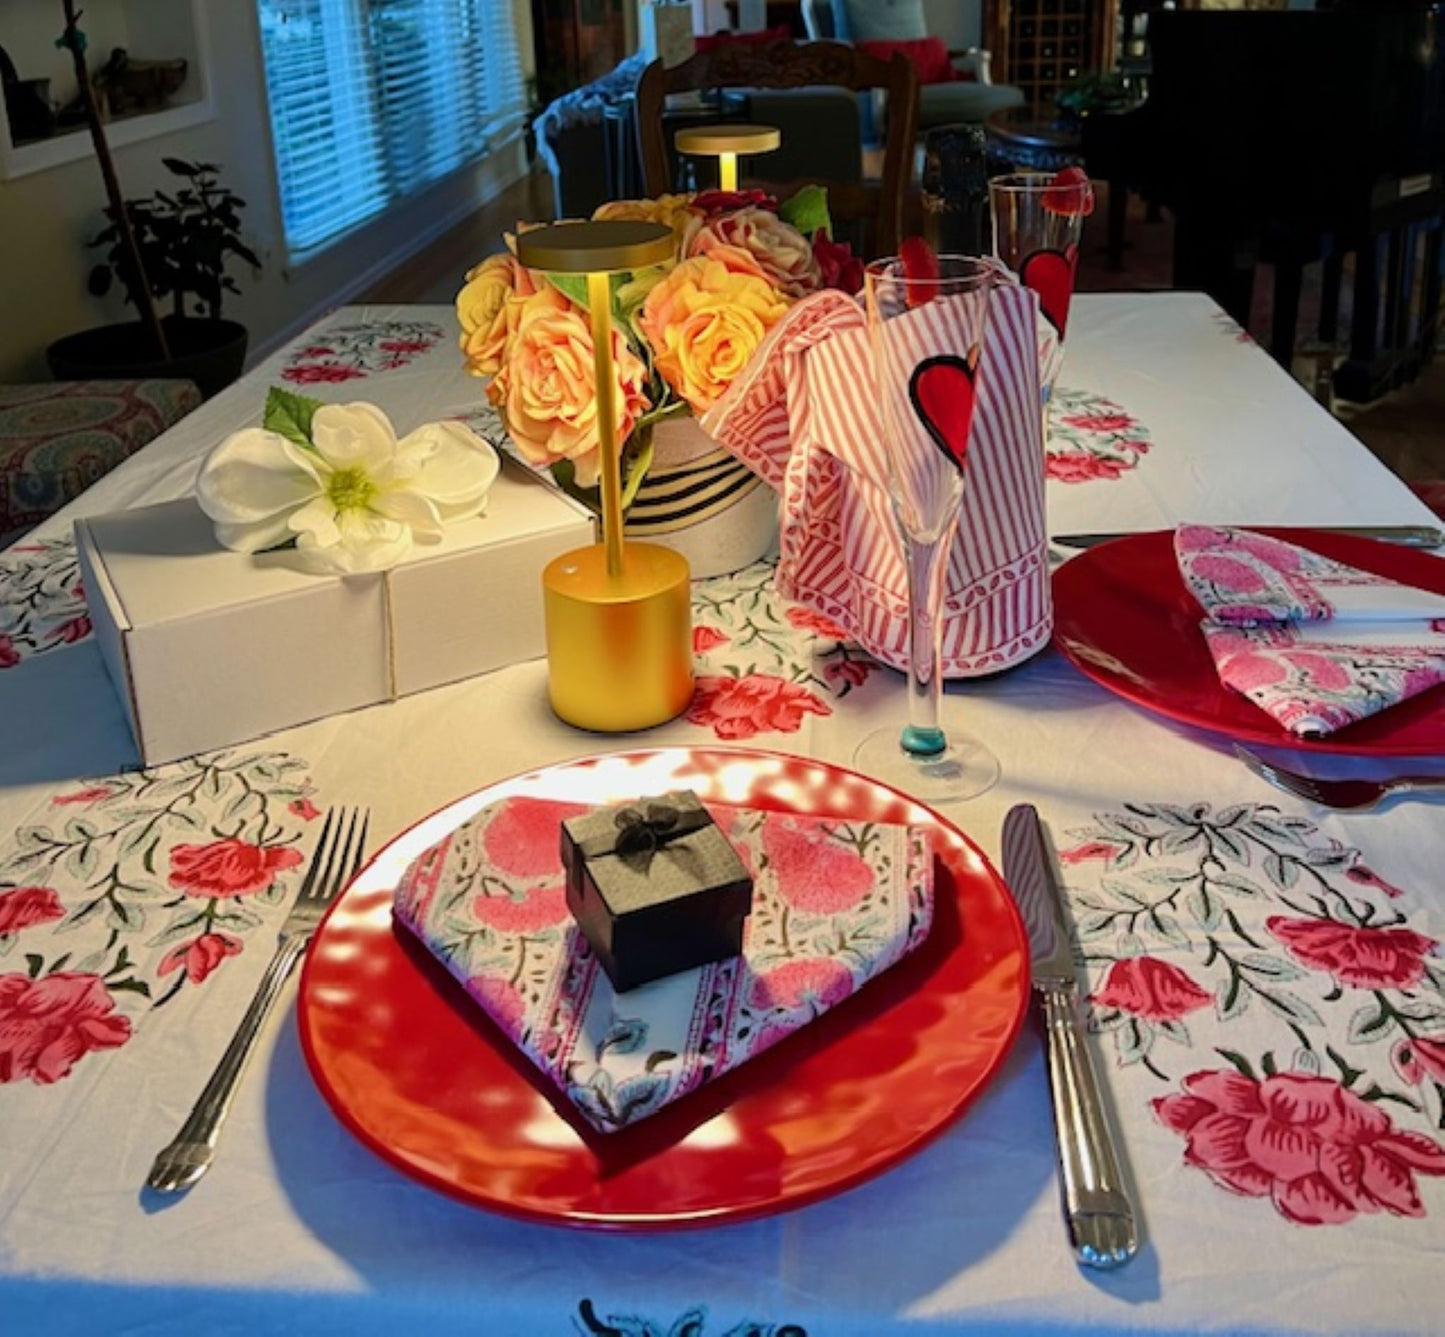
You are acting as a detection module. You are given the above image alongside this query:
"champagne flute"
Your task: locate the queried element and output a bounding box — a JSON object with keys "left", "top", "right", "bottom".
{"left": 852, "top": 255, "right": 1001, "bottom": 803}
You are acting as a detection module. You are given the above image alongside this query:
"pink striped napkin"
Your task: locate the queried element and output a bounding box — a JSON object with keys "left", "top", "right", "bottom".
{"left": 701, "top": 279, "right": 1052, "bottom": 677}
{"left": 1177, "top": 525, "right": 1445, "bottom": 736}
{"left": 393, "top": 796, "right": 934, "bottom": 1133}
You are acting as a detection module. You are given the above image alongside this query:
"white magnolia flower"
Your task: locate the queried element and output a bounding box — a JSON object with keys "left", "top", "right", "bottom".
{"left": 197, "top": 403, "right": 500, "bottom": 574}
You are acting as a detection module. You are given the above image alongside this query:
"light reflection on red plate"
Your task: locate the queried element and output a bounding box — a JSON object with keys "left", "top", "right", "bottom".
{"left": 297, "top": 746, "right": 1030, "bottom": 1230}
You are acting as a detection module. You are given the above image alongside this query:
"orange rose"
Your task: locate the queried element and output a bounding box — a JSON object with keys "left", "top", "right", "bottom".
{"left": 639, "top": 253, "right": 790, "bottom": 415}
{"left": 493, "top": 289, "right": 650, "bottom": 486}
{"left": 684, "top": 206, "right": 821, "bottom": 298}
{"left": 456, "top": 253, "right": 539, "bottom": 377}
{"left": 593, "top": 194, "right": 697, "bottom": 251}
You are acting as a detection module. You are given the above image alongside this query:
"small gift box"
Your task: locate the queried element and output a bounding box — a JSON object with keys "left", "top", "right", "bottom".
{"left": 560, "top": 791, "right": 753, "bottom": 992}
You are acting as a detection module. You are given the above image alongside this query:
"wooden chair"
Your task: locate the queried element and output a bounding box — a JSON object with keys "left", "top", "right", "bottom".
{"left": 635, "top": 41, "right": 918, "bottom": 259}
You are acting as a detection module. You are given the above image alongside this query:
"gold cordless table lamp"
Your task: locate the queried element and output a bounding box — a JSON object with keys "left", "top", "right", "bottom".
{"left": 674, "top": 124, "right": 781, "bottom": 192}
{"left": 516, "top": 220, "right": 693, "bottom": 732}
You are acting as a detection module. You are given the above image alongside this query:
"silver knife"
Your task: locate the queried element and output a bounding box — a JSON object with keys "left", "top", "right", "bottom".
{"left": 1002, "top": 804, "right": 1139, "bottom": 1270}
{"left": 1053, "top": 524, "right": 1444, "bottom": 550}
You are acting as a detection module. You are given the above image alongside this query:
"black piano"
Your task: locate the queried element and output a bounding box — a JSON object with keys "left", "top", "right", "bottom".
{"left": 1085, "top": 2, "right": 1445, "bottom": 401}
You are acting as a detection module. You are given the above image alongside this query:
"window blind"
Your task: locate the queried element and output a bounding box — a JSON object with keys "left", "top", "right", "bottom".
{"left": 257, "top": 0, "right": 528, "bottom": 257}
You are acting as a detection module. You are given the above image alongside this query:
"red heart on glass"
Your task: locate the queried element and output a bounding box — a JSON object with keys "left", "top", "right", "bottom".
{"left": 1019, "top": 247, "right": 1078, "bottom": 337}
{"left": 909, "top": 353, "right": 979, "bottom": 472}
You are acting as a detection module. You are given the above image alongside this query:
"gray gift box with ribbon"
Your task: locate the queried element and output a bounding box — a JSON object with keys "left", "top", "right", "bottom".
{"left": 560, "top": 791, "right": 753, "bottom": 992}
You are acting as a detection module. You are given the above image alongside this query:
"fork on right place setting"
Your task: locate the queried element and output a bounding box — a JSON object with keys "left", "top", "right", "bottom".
{"left": 1234, "top": 746, "right": 1445, "bottom": 810}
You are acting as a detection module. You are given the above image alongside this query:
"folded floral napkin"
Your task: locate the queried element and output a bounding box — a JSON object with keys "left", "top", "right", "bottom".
{"left": 393, "top": 796, "right": 934, "bottom": 1132}
{"left": 701, "top": 276, "right": 1052, "bottom": 678}
{"left": 1177, "top": 525, "right": 1445, "bottom": 736}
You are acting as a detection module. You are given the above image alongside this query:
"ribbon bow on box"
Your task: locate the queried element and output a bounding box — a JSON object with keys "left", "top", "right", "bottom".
{"left": 581, "top": 798, "right": 712, "bottom": 870}
{"left": 700, "top": 274, "right": 1054, "bottom": 677}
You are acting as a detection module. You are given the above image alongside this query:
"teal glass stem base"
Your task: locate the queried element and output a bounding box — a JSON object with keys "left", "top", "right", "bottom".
{"left": 853, "top": 723, "right": 1000, "bottom": 805}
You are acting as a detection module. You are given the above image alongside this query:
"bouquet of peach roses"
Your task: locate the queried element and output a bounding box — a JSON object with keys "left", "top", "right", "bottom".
{"left": 455, "top": 186, "right": 864, "bottom": 508}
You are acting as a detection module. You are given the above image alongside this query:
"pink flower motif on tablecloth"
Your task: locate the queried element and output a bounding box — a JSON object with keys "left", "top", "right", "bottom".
{"left": 1058, "top": 839, "right": 1124, "bottom": 865}
{"left": 1090, "top": 956, "right": 1213, "bottom": 1022}
{"left": 282, "top": 363, "right": 366, "bottom": 385}
{"left": 693, "top": 625, "right": 729, "bottom": 654}
{"left": 823, "top": 658, "right": 877, "bottom": 690}
{"left": 1219, "top": 650, "right": 1288, "bottom": 692}
{"left": 469, "top": 977, "right": 527, "bottom": 1033}
{"left": 0, "top": 886, "right": 64, "bottom": 937}
{"left": 469, "top": 884, "right": 570, "bottom": 934}
{"left": 786, "top": 605, "right": 849, "bottom": 640}
{"left": 0, "top": 636, "right": 18, "bottom": 669}
{"left": 482, "top": 797, "right": 589, "bottom": 880}
{"left": 289, "top": 797, "right": 322, "bottom": 821}
{"left": 1392, "top": 1035, "right": 1445, "bottom": 1087}
{"left": 0, "top": 971, "right": 132, "bottom": 1084}
{"left": 1059, "top": 412, "right": 1137, "bottom": 434}
{"left": 48, "top": 615, "right": 90, "bottom": 644}
{"left": 1266, "top": 916, "right": 1437, "bottom": 991}
{"left": 158, "top": 932, "right": 243, "bottom": 985}
{"left": 51, "top": 786, "right": 114, "bottom": 805}
{"left": 686, "top": 674, "right": 831, "bottom": 740}
{"left": 1154, "top": 1068, "right": 1445, "bottom": 1224}
{"left": 749, "top": 957, "right": 853, "bottom": 1011}
{"left": 762, "top": 818, "right": 873, "bottom": 914}
{"left": 1282, "top": 652, "right": 1352, "bottom": 692}
{"left": 168, "top": 839, "right": 305, "bottom": 900}
{"left": 1190, "top": 555, "right": 1267, "bottom": 595}
{"left": 378, "top": 339, "right": 433, "bottom": 355}
{"left": 1345, "top": 862, "right": 1406, "bottom": 899}
{"left": 1046, "top": 451, "right": 1130, "bottom": 483}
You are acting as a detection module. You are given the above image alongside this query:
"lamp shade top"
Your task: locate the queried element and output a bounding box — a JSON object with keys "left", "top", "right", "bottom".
{"left": 514, "top": 220, "right": 675, "bottom": 274}
{"left": 674, "top": 124, "right": 782, "bottom": 156}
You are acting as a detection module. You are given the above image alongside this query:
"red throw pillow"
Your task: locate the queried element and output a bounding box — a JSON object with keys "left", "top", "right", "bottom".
{"left": 859, "top": 36, "right": 972, "bottom": 85}
{"left": 695, "top": 26, "right": 793, "bottom": 53}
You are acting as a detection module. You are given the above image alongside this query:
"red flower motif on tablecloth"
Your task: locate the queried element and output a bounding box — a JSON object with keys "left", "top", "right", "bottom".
{"left": 168, "top": 839, "right": 305, "bottom": 899}
{"left": 1090, "top": 956, "right": 1213, "bottom": 1023}
{"left": 0, "top": 636, "right": 18, "bottom": 669}
{"left": 482, "top": 797, "right": 588, "bottom": 881}
{"left": 158, "top": 932, "right": 243, "bottom": 985}
{"left": 48, "top": 615, "right": 90, "bottom": 644}
{"left": 469, "top": 976, "right": 527, "bottom": 1032}
{"left": 1060, "top": 412, "right": 1137, "bottom": 434}
{"left": 282, "top": 363, "right": 366, "bottom": 385}
{"left": 1345, "top": 862, "right": 1407, "bottom": 899}
{"left": 785, "top": 605, "right": 849, "bottom": 640}
{"left": 1057, "top": 839, "right": 1124, "bottom": 865}
{"left": 0, "top": 971, "right": 132, "bottom": 1084}
{"left": 1393, "top": 1035, "right": 1445, "bottom": 1087}
{"left": 295, "top": 345, "right": 334, "bottom": 359}
{"left": 1154, "top": 1068, "right": 1445, "bottom": 1224}
{"left": 762, "top": 818, "right": 873, "bottom": 914}
{"left": 52, "top": 786, "right": 114, "bottom": 805}
{"left": 378, "top": 339, "right": 433, "bottom": 354}
{"left": 1266, "top": 915, "right": 1437, "bottom": 991}
{"left": 289, "top": 797, "right": 322, "bottom": 822}
{"left": 1047, "top": 388, "right": 1154, "bottom": 485}
{"left": 469, "top": 884, "right": 570, "bottom": 934}
{"left": 0, "top": 886, "right": 64, "bottom": 937}
{"left": 750, "top": 957, "right": 853, "bottom": 1011}
{"left": 686, "top": 674, "right": 831, "bottom": 740}
{"left": 693, "top": 625, "right": 729, "bottom": 654}
{"left": 1046, "top": 451, "right": 1131, "bottom": 483}
{"left": 823, "top": 657, "right": 877, "bottom": 690}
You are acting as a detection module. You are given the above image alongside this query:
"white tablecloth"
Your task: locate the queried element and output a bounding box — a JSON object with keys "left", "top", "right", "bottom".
{"left": 2, "top": 294, "right": 1444, "bottom": 1336}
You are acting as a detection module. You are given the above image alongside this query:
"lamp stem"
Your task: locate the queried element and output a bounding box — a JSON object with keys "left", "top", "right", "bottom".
{"left": 720, "top": 152, "right": 738, "bottom": 192}
{"left": 587, "top": 270, "right": 625, "bottom": 579}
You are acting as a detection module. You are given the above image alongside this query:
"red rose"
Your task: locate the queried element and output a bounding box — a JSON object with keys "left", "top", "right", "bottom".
{"left": 1057, "top": 839, "right": 1123, "bottom": 865}
{"left": 158, "top": 932, "right": 243, "bottom": 984}
{"left": 168, "top": 839, "right": 305, "bottom": 899}
{"left": 693, "top": 625, "right": 730, "bottom": 654}
{"left": 378, "top": 338, "right": 433, "bottom": 354}
{"left": 1059, "top": 412, "right": 1136, "bottom": 434}
{"left": 1266, "top": 915, "right": 1437, "bottom": 990}
{"left": 823, "top": 658, "right": 876, "bottom": 690}
{"left": 289, "top": 797, "right": 322, "bottom": 822}
{"left": 52, "top": 786, "right": 114, "bottom": 805}
{"left": 692, "top": 188, "right": 778, "bottom": 216}
{"left": 282, "top": 363, "right": 365, "bottom": 384}
{"left": 1154, "top": 1067, "right": 1445, "bottom": 1224}
{"left": 812, "top": 229, "right": 865, "bottom": 295}
{"left": 785, "top": 605, "right": 850, "bottom": 640}
{"left": 0, "top": 886, "right": 64, "bottom": 936}
{"left": 0, "top": 971, "right": 132, "bottom": 1084}
{"left": 49, "top": 616, "right": 90, "bottom": 644}
{"left": 1345, "top": 863, "right": 1406, "bottom": 899}
{"left": 686, "top": 674, "right": 832, "bottom": 740}
{"left": 0, "top": 635, "right": 18, "bottom": 669}
{"left": 1393, "top": 1035, "right": 1445, "bottom": 1087}
{"left": 1046, "top": 451, "right": 1128, "bottom": 483}
{"left": 1090, "top": 956, "right": 1213, "bottom": 1022}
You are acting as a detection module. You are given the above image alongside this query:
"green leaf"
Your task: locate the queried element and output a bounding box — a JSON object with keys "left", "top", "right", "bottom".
{"left": 779, "top": 184, "right": 832, "bottom": 239}
{"left": 545, "top": 272, "right": 590, "bottom": 310}
{"left": 263, "top": 387, "right": 322, "bottom": 449}
{"left": 1256, "top": 988, "right": 1323, "bottom": 1029}
{"left": 25, "top": 953, "right": 43, "bottom": 980}
{"left": 619, "top": 431, "right": 656, "bottom": 511}
{"left": 1239, "top": 952, "right": 1302, "bottom": 981}
{"left": 1215, "top": 1048, "right": 1256, "bottom": 1080}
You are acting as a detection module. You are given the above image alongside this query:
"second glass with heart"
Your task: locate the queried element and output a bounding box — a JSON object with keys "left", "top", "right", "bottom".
{"left": 853, "top": 255, "right": 1001, "bottom": 803}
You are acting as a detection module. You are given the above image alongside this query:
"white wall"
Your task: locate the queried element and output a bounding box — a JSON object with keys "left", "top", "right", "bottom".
{"left": 0, "top": 0, "right": 528, "bottom": 382}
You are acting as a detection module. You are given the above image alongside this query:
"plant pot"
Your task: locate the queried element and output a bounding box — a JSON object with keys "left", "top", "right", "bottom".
{"left": 625, "top": 415, "right": 779, "bottom": 580}
{"left": 47, "top": 317, "right": 248, "bottom": 400}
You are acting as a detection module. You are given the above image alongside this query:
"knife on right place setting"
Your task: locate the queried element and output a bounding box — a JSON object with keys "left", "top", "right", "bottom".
{"left": 1002, "top": 804, "right": 1139, "bottom": 1270}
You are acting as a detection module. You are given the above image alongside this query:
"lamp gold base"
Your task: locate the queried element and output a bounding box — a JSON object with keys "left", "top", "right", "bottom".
{"left": 543, "top": 541, "right": 694, "bottom": 732}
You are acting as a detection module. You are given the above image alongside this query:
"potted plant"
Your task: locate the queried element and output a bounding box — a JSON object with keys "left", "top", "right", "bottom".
{"left": 44, "top": 4, "right": 256, "bottom": 398}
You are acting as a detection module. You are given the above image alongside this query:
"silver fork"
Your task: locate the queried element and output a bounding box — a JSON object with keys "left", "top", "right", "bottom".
{"left": 147, "top": 808, "right": 369, "bottom": 1194}
{"left": 1234, "top": 746, "right": 1445, "bottom": 811}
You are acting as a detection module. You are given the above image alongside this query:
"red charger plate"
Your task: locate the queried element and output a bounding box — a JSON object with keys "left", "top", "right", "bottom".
{"left": 1052, "top": 528, "right": 1445, "bottom": 755}
{"left": 298, "top": 747, "right": 1030, "bottom": 1230}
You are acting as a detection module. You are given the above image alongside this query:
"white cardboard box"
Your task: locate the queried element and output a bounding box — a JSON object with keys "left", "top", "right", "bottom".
{"left": 75, "top": 460, "right": 594, "bottom": 766}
